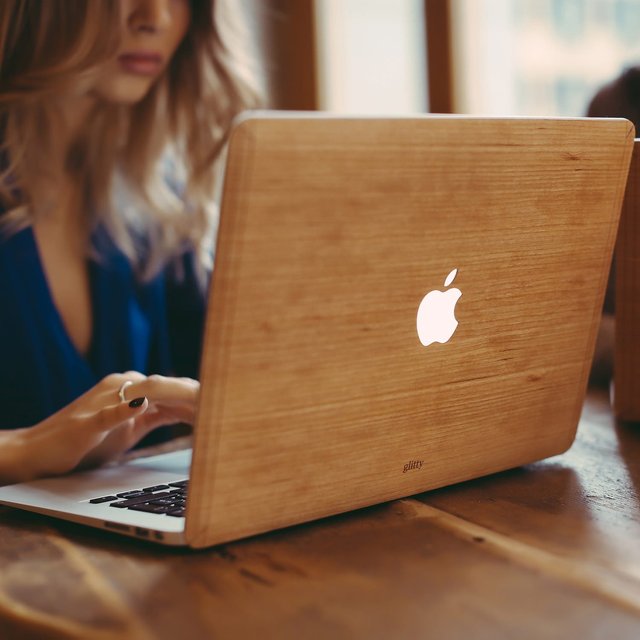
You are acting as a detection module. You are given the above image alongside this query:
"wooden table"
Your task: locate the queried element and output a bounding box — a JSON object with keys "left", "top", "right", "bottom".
{"left": 2, "top": 388, "right": 640, "bottom": 639}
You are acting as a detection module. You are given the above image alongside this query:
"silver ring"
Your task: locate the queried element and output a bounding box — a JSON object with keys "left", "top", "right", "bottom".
{"left": 118, "top": 380, "right": 133, "bottom": 402}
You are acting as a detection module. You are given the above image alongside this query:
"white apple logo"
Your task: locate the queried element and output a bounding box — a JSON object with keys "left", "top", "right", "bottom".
{"left": 416, "top": 269, "right": 462, "bottom": 347}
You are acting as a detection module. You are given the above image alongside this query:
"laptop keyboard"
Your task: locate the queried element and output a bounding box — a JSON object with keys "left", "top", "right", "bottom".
{"left": 88, "top": 480, "right": 188, "bottom": 518}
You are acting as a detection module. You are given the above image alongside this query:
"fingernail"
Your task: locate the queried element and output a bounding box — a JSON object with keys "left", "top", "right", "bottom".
{"left": 129, "top": 397, "right": 145, "bottom": 408}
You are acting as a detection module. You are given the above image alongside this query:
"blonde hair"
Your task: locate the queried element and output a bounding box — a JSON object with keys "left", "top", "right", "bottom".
{"left": 0, "top": 0, "right": 262, "bottom": 281}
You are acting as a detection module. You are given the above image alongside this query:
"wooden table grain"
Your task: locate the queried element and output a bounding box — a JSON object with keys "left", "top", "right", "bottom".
{"left": 1, "top": 388, "right": 640, "bottom": 640}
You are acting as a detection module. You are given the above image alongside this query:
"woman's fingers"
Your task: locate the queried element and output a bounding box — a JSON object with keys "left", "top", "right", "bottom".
{"left": 94, "top": 372, "right": 147, "bottom": 403}
{"left": 125, "top": 375, "right": 199, "bottom": 409}
{"left": 92, "top": 396, "right": 149, "bottom": 432}
{"left": 132, "top": 404, "right": 194, "bottom": 436}
{"left": 80, "top": 402, "right": 189, "bottom": 468}
{"left": 86, "top": 373, "right": 198, "bottom": 411}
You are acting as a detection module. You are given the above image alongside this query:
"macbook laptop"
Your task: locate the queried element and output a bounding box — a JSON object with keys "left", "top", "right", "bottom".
{"left": 0, "top": 113, "right": 634, "bottom": 547}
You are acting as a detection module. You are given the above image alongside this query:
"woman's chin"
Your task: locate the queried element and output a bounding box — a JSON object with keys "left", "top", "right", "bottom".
{"left": 92, "top": 76, "right": 158, "bottom": 106}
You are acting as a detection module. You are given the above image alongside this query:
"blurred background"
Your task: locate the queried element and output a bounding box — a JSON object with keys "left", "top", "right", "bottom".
{"left": 244, "top": 0, "right": 640, "bottom": 117}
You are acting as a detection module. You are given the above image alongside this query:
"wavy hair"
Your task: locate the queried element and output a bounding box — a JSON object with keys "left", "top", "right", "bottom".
{"left": 0, "top": 0, "right": 262, "bottom": 281}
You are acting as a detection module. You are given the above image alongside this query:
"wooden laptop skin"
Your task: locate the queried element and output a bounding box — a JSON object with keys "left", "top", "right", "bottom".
{"left": 187, "top": 114, "right": 633, "bottom": 548}
{"left": 614, "top": 139, "right": 640, "bottom": 421}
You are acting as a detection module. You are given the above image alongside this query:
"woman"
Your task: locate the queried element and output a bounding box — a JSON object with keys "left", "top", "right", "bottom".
{"left": 0, "top": 0, "right": 259, "bottom": 483}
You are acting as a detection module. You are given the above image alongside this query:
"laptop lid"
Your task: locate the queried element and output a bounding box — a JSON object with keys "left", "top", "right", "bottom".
{"left": 186, "top": 114, "right": 634, "bottom": 547}
{"left": 183, "top": 113, "right": 633, "bottom": 547}
{"left": 0, "top": 114, "right": 629, "bottom": 548}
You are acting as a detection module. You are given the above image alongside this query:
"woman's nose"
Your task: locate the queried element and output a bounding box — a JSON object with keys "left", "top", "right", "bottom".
{"left": 128, "top": 0, "right": 173, "bottom": 34}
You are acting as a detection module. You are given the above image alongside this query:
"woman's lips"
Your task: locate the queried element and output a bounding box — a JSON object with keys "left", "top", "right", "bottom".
{"left": 118, "top": 52, "right": 164, "bottom": 76}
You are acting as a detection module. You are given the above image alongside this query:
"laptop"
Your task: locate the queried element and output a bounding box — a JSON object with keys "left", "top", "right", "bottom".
{"left": 0, "top": 113, "right": 633, "bottom": 547}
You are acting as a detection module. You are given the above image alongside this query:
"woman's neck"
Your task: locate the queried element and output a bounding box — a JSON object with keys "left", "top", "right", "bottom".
{"left": 55, "top": 94, "right": 96, "bottom": 154}
{"left": 40, "top": 95, "right": 96, "bottom": 224}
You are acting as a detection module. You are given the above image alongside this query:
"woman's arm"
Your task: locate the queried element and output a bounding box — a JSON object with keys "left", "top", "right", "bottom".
{"left": 0, "top": 429, "right": 29, "bottom": 485}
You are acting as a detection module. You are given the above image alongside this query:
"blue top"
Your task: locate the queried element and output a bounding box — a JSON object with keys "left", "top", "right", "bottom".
{"left": 0, "top": 219, "right": 207, "bottom": 442}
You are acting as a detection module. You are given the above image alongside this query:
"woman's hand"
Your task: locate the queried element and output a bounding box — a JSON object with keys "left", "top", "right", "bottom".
{"left": 0, "top": 372, "right": 199, "bottom": 485}
{"left": 76, "top": 373, "right": 199, "bottom": 469}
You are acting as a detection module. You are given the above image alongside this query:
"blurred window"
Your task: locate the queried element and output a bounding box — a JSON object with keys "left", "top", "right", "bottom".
{"left": 552, "top": 0, "right": 586, "bottom": 41}
{"left": 314, "top": 0, "right": 427, "bottom": 113}
{"left": 452, "top": 0, "right": 640, "bottom": 116}
{"left": 614, "top": 0, "right": 640, "bottom": 45}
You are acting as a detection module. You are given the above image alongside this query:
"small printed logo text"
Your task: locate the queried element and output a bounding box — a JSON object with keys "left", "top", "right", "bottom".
{"left": 403, "top": 460, "right": 424, "bottom": 473}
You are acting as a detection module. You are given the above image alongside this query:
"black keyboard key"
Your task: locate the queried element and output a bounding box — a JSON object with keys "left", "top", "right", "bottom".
{"left": 116, "top": 490, "right": 146, "bottom": 499}
{"left": 109, "top": 492, "right": 172, "bottom": 508}
{"left": 128, "top": 504, "right": 171, "bottom": 514}
{"left": 89, "top": 496, "right": 118, "bottom": 504}
{"left": 168, "top": 480, "right": 189, "bottom": 488}
{"left": 142, "top": 484, "right": 170, "bottom": 492}
{"left": 149, "top": 498, "right": 178, "bottom": 506}
{"left": 166, "top": 508, "right": 185, "bottom": 517}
